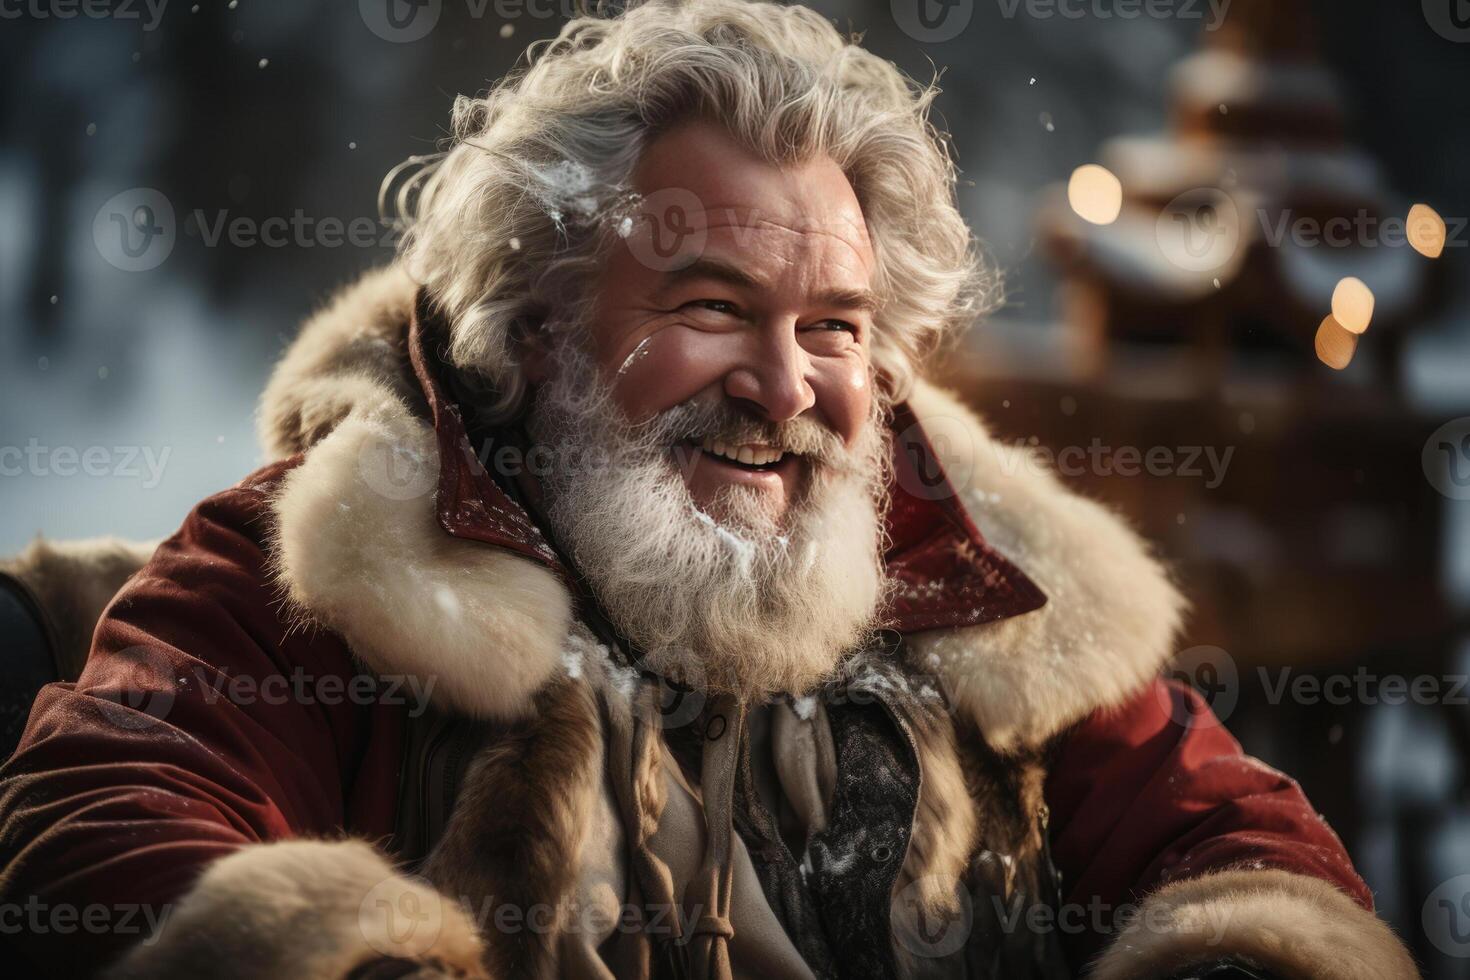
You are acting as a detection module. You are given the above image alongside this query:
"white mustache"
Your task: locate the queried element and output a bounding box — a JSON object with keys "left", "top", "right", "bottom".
{"left": 634, "top": 394, "right": 862, "bottom": 475}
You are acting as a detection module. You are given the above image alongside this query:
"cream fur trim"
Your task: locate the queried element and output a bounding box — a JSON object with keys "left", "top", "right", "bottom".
{"left": 260, "top": 265, "right": 1184, "bottom": 741}
{"left": 904, "top": 384, "right": 1187, "bottom": 751}
{"left": 107, "top": 839, "right": 489, "bottom": 980}
{"left": 257, "top": 264, "right": 422, "bottom": 462}
{"left": 270, "top": 403, "right": 571, "bottom": 722}
{"left": 901, "top": 711, "right": 979, "bottom": 914}
{"left": 1089, "top": 869, "right": 1418, "bottom": 980}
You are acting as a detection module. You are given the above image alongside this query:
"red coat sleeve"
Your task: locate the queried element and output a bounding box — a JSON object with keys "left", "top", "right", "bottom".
{"left": 1043, "top": 677, "right": 1372, "bottom": 970}
{"left": 0, "top": 464, "right": 390, "bottom": 975}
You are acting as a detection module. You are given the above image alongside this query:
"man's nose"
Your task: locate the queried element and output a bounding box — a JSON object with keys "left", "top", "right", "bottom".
{"left": 723, "top": 326, "right": 817, "bottom": 422}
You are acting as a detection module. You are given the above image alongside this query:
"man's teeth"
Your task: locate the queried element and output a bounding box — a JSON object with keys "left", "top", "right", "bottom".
{"left": 698, "top": 439, "right": 785, "bottom": 467}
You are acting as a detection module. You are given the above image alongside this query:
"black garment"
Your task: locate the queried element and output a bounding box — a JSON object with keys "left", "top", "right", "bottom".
{"left": 0, "top": 572, "right": 59, "bottom": 759}
{"left": 672, "top": 672, "right": 1073, "bottom": 980}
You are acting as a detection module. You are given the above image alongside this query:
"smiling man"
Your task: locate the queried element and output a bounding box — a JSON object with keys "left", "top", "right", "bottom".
{"left": 0, "top": 1, "right": 1416, "bottom": 978}
{"left": 518, "top": 120, "right": 893, "bottom": 702}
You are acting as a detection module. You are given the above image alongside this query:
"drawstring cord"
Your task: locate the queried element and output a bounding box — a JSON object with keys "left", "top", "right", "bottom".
{"left": 684, "top": 693, "right": 745, "bottom": 978}
{"left": 607, "top": 684, "right": 746, "bottom": 980}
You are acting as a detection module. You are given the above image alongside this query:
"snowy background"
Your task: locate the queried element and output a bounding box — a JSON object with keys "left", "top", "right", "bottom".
{"left": 3, "top": 0, "right": 1470, "bottom": 972}
{"left": 3, "top": 0, "right": 1467, "bottom": 552}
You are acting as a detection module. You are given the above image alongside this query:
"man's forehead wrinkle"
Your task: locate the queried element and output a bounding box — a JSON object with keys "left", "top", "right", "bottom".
{"left": 651, "top": 251, "right": 880, "bottom": 320}
{"left": 656, "top": 256, "right": 762, "bottom": 293}
{"left": 691, "top": 232, "right": 875, "bottom": 298}
{"left": 696, "top": 203, "right": 872, "bottom": 247}
{"left": 694, "top": 211, "right": 875, "bottom": 281}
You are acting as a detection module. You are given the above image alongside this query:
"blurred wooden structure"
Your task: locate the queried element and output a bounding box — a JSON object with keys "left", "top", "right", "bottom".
{"left": 943, "top": 0, "right": 1455, "bottom": 673}
{"left": 1036, "top": 0, "right": 1444, "bottom": 381}
{"left": 940, "top": 5, "right": 1462, "bottom": 943}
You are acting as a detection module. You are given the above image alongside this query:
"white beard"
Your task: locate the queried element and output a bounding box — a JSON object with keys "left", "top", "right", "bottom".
{"left": 525, "top": 339, "right": 891, "bottom": 700}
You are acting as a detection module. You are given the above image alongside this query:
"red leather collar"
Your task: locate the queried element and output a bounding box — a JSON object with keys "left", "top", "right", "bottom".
{"left": 883, "top": 403, "right": 1047, "bottom": 630}
{"left": 408, "top": 292, "right": 1046, "bottom": 635}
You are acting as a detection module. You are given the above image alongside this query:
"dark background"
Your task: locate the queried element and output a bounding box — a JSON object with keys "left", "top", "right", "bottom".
{"left": 2, "top": 0, "right": 1468, "bottom": 973}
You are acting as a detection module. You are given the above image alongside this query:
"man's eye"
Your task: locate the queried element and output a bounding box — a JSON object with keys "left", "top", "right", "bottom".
{"left": 689, "top": 299, "right": 739, "bottom": 316}
{"left": 810, "top": 319, "right": 858, "bottom": 335}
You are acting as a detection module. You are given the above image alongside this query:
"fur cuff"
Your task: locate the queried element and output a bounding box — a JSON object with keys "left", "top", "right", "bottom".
{"left": 1089, "top": 869, "right": 1418, "bottom": 980}
{"left": 108, "top": 839, "right": 488, "bottom": 980}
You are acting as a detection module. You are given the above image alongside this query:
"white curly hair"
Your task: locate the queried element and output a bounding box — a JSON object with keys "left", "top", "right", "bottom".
{"left": 392, "top": 0, "right": 996, "bottom": 420}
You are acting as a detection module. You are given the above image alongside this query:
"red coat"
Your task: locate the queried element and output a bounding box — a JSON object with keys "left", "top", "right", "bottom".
{"left": 0, "top": 270, "right": 1412, "bottom": 979}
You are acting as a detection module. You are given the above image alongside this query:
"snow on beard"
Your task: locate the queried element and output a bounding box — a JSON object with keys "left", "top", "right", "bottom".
{"left": 525, "top": 332, "right": 891, "bottom": 701}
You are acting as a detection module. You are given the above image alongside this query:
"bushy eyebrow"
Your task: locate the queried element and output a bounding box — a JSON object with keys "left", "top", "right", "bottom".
{"left": 657, "top": 257, "right": 880, "bottom": 314}
{"left": 657, "top": 257, "right": 762, "bottom": 296}
{"left": 815, "top": 286, "right": 881, "bottom": 315}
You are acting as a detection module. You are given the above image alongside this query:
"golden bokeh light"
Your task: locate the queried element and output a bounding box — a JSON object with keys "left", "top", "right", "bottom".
{"left": 1314, "top": 315, "right": 1357, "bottom": 370}
{"left": 1407, "top": 203, "right": 1447, "bottom": 259}
{"left": 1068, "top": 164, "right": 1123, "bottom": 226}
{"left": 1330, "top": 277, "right": 1374, "bottom": 334}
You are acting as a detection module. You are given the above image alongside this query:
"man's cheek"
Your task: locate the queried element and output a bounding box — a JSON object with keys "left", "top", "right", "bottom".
{"left": 809, "top": 355, "right": 873, "bottom": 448}
{"left": 610, "top": 327, "right": 738, "bottom": 421}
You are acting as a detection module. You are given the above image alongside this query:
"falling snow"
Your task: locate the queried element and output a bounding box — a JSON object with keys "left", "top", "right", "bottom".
{"left": 617, "top": 337, "right": 652, "bottom": 376}
{"left": 529, "top": 159, "right": 602, "bottom": 226}
{"left": 692, "top": 506, "right": 756, "bottom": 576}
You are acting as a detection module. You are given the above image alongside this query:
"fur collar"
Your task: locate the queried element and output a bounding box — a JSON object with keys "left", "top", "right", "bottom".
{"left": 261, "top": 266, "right": 1184, "bottom": 749}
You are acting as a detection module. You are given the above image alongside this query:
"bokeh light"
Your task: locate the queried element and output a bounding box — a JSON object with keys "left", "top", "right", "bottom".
{"left": 1314, "top": 315, "right": 1358, "bottom": 370}
{"left": 1407, "top": 203, "right": 1447, "bottom": 259}
{"left": 1068, "top": 164, "right": 1123, "bottom": 226}
{"left": 1331, "top": 277, "right": 1375, "bottom": 335}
